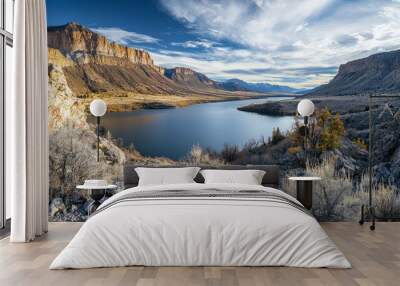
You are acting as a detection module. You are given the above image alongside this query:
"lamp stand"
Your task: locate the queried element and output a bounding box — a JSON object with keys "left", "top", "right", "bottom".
{"left": 96, "top": 116, "right": 100, "bottom": 162}
{"left": 304, "top": 116, "right": 309, "bottom": 150}
{"left": 303, "top": 116, "right": 309, "bottom": 166}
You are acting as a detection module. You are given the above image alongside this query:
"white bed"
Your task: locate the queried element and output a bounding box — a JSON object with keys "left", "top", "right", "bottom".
{"left": 50, "top": 183, "right": 351, "bottom": 269}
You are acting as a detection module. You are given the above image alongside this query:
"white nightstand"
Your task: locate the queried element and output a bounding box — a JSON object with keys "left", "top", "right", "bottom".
{"left": 77, "top": 184, "right": 117, "bottom": 215}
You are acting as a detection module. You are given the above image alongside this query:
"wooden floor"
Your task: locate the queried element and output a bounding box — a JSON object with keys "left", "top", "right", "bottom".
{"left": 0, "top": 222, "right": 399, "bottom": 286}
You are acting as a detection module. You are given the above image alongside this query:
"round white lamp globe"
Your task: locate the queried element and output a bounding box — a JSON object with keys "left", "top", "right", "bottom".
{"left": 90, "top": 99, "right": 107, "bottom": 117}
{"left": 297, "top": 99, "right": 315, "bottom": 117}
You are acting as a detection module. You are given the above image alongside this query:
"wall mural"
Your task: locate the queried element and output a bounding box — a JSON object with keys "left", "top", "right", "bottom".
{"left": 47, "top": 0, "right": 400, "bottom": 222}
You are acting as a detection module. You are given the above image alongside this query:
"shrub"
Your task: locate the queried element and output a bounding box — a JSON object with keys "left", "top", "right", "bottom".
{"left": 315, "top": 109, "right": 345, "bottom": 151}
{"left": 49, "top": 126, "right": 123, "bottom": 194}
{"left": 357, "top": 174, "right": 400, "bottom": 218}
{"left": 288, "top": 146, "right": 302, "bottom": 154}
{"left": 305, "top": 157, "right": 357, "bottom": 220}
{"left": 184, "top": 144, "right": 223, "bottom": 166}
{"left": 220, "top": 144, "right": 240, "bottom": 163}
{"left": 271, "top": 127, "right": 286, "bottom": 145}
{"left": 283, "top": 156, "right": 360, "bottom": 221}
{"left": 373, "top": 184, "right": 400, "bottom": 217}
{"left": 284, "top": 157, "right": 400, "bottom": 221}
{"left": 352, "top": 138, "right": 368, "bottom": 150}
{"left": 49, "top": 125, "right": 124, "bottom": 221}
{"left": 291, "top": 108, "right": 345, "bottom": 153}
{"left": 242, "top": 137, "right": 266, "bottom": 154}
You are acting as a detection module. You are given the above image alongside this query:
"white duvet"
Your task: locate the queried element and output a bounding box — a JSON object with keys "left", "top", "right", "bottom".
{"left": 50, "top": 183, "right": 351, "bottom": 269}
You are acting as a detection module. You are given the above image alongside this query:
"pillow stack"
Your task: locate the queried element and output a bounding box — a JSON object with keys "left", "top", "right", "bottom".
{"left": 135, "top": 167, "right": 266, "bottom": 186}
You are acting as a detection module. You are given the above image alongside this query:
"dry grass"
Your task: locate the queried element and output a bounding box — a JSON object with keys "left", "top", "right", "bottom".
{"left": 182, "top": 144, "right": 224, "bottom": 166}
{"left": 283, "top": 157, "right": 400, "bottom": 221}
{"left": 305, "top": 157, "right": 357, "bottom": 221}
{"left": 49, "top": 126, "right": 124, "bottom": 194}
{"left": 123, "top": 144, "right": 175, "bottom": 166}
{"left": 356, "top": 174, "right": 400, "bottom": 218}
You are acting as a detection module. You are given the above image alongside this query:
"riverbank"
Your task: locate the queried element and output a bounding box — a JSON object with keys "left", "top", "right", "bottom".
{"left": 237, "top": 95, "right": 397, "bottom": 116}
{"left": 80, "top": 91, "right": 296, "bottom": 113}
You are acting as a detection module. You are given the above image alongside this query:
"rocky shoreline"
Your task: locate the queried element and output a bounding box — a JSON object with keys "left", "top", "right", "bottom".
{"left": 237, "top": 95, "right": 391, "bottom": 116}
{"left": 237, "top": 94, "right": 400, "bottom": 187}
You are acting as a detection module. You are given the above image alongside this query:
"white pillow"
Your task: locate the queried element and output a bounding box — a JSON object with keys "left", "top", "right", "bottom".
{"left": 200, "top": 169, "right": 266, "bottom": 185}
{"left": 135, "top": 167, "right": 200, "bottom": 186}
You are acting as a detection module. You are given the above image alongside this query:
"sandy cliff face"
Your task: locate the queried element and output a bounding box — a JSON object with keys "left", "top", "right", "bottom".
{"left": 48, "top": 48, "right": 74, "bottom": 67}
{"left": 48, "top": 63, "right": 88, "bottom": 130}
{"left": 48, "top": 22, "right": 157, "bottom": 67}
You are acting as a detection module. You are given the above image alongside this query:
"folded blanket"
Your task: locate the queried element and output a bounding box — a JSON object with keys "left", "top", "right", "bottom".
{"left": 93, "top": 188, "right": 311, "bottom": 218}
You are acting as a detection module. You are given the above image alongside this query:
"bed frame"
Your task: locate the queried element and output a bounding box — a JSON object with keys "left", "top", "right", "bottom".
{"left": 123, "top": 163, "right": 280, "bottom": 189}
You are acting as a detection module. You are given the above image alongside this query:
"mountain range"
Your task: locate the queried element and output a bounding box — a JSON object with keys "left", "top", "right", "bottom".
{"left": 48, "top": 22, "right": 400, "bottom": 106}
{"left": 228, "top": 48, "right": 400, "bottom": 96}
{"left": 47, "top": 22, "right": 298, "bottom": 98}
{"left": 218, "top": 78, "right": 301, "bottom": 94}
{"left": 308, "top": 49, "right": 400, "bottom": 96}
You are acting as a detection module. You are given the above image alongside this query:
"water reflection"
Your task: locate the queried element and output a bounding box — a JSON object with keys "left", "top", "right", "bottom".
{"left": 98, "top": 97, "right": 294, "bottom": 160}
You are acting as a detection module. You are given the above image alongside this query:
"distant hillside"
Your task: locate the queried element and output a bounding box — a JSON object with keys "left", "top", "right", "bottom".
{"left": 219, "top": 78, "right": 299, "bottom": 94}
{"left": 309, "top": 49, "right": 400, "bottom": 96}
{"left": 164, "top": 67, "right": 219, "bottom": 90}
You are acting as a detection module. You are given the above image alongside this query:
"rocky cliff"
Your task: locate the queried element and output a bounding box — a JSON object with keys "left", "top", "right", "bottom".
{"left": 47, "top": 24, "right": 129, "bottom": 167}
{"left": 309, "top": 49, "right": 400, "bottom": 96}
{"left": 48, "top": 48, "right": 74, "bottom": 67}
{"left": 48, "top": 22, "right": 157, "bottom": 67}
{"left": 48, "top": 63, "right": 88, "bottom": 130}
{"left": 47, "top": 23, "right": 246, "bottom": 98}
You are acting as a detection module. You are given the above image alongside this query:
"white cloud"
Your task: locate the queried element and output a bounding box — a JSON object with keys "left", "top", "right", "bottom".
{"left": 150, "top": 47, "right": 332, "bottom": 89}
{"left": 171, "top": 39, "right": 217, "bottom": 49}
{"left": 158, "top": 0, "right": 400, "bottom": 88}
{"left": 91, "top": 27, "right": 159, "bottom": 45}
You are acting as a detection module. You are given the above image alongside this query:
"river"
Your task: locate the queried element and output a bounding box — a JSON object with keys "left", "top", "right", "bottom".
{"left": 100, "top": 97, "right": 294, "bottom": 160}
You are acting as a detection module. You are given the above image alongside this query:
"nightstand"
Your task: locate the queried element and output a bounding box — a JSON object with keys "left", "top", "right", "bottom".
{"left": 288, "top": 177, "right": 321, "bottom": 210}
{"left": 77, "top": 184, "right": 117, "bottom": 215}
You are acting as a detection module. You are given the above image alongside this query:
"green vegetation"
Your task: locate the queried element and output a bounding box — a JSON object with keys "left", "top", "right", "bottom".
{"left": 270, "top": 127, "right": 286, "bottom": 145}
{"left": 315, "top": 109, "right": 345, "bottom": 151}
{"left": 291, "top": 107, "right": 345, "bottom": 153}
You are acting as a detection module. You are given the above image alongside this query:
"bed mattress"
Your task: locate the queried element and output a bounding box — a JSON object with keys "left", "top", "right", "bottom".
{"left": 50, "top": 183, "right": 350, "bottom": 269}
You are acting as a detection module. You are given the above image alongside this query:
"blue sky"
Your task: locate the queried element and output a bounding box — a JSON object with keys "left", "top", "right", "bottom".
{"left": 47, "top": 0, "right": 400, "bottom": 89}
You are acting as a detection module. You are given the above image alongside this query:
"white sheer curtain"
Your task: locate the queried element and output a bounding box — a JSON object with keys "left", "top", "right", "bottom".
{"left": 8, "top": 0, "right": 49, "bottom": 242}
